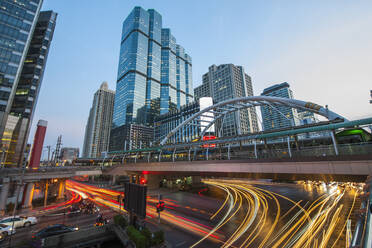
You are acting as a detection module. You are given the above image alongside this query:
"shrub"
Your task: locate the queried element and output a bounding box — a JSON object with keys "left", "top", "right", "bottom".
{"left": 127, "top": 225, "right": 147, "bottom": 248}
{"left": 153, "top": 230, "right": 165, "bottom": 245}
{"left": 113, "top": 214, "right": 128, "bottom": 227}
{"left": 141, "top": 227, "right": 152, "bottom": 246}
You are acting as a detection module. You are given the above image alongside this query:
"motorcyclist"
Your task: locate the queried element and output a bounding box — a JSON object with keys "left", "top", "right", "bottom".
{"left": 96, "top": 213, "right": 103, "bottom": 224}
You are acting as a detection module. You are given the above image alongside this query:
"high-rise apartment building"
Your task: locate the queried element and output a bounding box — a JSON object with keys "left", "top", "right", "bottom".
{"left": 194, "top": 64, "right": 259, "bottom": 137}
{"left": 110, "top": 7, "right": 193, "bottom": 151}
{"left": 260, "top": 82, "right": 299, "bottom": 131}
{"left": 82, "top": 82, "right": 115, "bottom": 158}
{"left": 0, "top": 0, "right": 57, "bottom": 167}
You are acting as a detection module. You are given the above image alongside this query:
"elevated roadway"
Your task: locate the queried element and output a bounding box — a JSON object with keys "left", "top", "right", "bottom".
{"left": 106, "top": 156, "right": 372, "bottom": 182}
{"left": 0, "top": 166, "right": 102, "bottom": 182}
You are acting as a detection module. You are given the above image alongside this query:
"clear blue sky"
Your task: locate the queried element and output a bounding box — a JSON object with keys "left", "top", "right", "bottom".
{"left": 31, "top": 0, "right": 372, "bottom": 156}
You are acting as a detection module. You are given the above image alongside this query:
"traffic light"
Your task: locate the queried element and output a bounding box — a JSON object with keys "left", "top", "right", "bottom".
{"left": 156, "top": 201, "right": 165, "bottom": 212}
{"left": 140, "top": 177, "right": 147, "bottom": 185}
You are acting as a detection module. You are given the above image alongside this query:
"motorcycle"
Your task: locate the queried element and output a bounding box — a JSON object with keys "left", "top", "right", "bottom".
{"left": 94, "top": 217, "right": 109, "bottom": 227}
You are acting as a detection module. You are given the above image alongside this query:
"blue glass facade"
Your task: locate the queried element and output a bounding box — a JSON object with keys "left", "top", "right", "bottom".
{"left": 0, "top": 0, "right": 44, "bottom": 167}
{"left": 260, "top": 82, "right": 299, "bottom": 131}
{"left": 111, "top": 7, "right": 193, "bottom": 151}
{"left": 0, "top": 0, "right": 41, "bottom": 113}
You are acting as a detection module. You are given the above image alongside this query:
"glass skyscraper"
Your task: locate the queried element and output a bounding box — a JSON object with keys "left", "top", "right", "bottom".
{"left": 110, "top": 7, "right": 193, "bottom": 151}
{"left": 0, "top": 1, "right": 56, "bottom": 167}
{"left": 260, "top": 82, "right": 299, "bottom": 131}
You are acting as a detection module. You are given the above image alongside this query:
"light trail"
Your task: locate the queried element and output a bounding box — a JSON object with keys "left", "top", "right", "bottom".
{"left": 67, "top": 179, "right": 361, "bottom": 248}
{"left": 194, "top": 179, "right": 361, "bottom": 248}
{"left": 66, "top": 180, "right": 224, "bottom": 243}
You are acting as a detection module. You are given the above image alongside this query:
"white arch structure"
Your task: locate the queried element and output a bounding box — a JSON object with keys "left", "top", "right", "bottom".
{"left": 160, "top": 96, "right": 346, "bottom": 145}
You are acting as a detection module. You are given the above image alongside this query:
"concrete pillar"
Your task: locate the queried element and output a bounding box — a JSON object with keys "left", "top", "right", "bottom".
{"left": 44, "top": 181, "right": 49, "bottom": 207}
{"left": 0, "top": 178, "right": 10, "bottom": 215}
{"left": 192, "top": 176, "right": 202, "bottom": 184}
{"left": 144, "top": 174, "right": 160, "bottom": 190}
{"left": 111, "top": 175, "right": 117, "bottom": 185}
{"left": 23, "top": 183, "right": 35, "bottom": 209}
{"left": 57, "top": 180, "right": 65, "bottom": 200}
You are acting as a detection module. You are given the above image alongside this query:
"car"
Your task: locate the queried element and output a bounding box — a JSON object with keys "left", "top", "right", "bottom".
{"left": 32, "top": 224, "right": 79, "bottom": 239}
{"left": 0, "top": 224, "right": 16, "bottom": 239}
{"left": 0, "top": 216, "right": 37, "bottom": 228}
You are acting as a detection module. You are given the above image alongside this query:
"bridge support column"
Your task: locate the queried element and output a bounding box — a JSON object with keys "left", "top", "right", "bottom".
{"left": 228, "top": 144, "right": 231, "bottom": 160}
{"left": 57, "top": 180, "right": 65, "bottom": 199}
{"left": 144, "top": 174, "right": 160, "bottom": 190}
{"left": 192, "top": 176, "right": 202, "bottom": 184}
{"left": 287, "top": 136, "right": 292, "bottom": 158}
{"left": 254, "top": 140, "right": 258, "bottom": 159}
{"left": 0, "top": 178, "right": 10, "bottom": 215}
{"left": 172, "top": 148, "right": 176, "bottom": 162}
{"left": 23, "top": 182, "right": 34, "bottom": 209}
{"left": 44, "top": 181, "right": 49, "bottom": 208}
{"left": 111, "top": 175, "right": 117, "bottom": 185}
{"left": 330, "top": 131, "right": 339, "bottom": 155}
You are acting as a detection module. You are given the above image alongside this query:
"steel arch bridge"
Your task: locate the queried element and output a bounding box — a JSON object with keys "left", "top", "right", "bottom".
{"left": 160, "top": 96, "right": 346, "bottom": 145}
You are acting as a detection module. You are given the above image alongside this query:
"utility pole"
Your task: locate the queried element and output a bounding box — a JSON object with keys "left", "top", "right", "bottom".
{"left": 54, "top": 135, "right": 62, "bottom": 166}
{"left": 46, "top": 145, "right": 51, "bottom": 165}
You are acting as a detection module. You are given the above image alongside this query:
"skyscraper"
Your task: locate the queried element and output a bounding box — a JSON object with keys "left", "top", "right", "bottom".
{"left": 0, "top": 0, "right": 56, "bottom": 167}
{"left": 110, "top": 7, "right": 193, "bottom": 151}
{"left": 82, "top": 82, "right": 115, "bottom": 158}
{"left": 260, "top": 82, "right": 299, "bottom": 131}
{"left": 194, "top": 64, "right": 259, "bottom": 137}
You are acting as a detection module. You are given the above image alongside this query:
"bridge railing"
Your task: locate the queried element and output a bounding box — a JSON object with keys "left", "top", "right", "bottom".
{"left": 114, "top": 142, "right": 372, "bottom": 164}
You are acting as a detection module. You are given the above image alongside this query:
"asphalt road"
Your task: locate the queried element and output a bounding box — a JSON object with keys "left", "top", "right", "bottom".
{"left": 2, "top": 179, "right": 362, "bottom": 248}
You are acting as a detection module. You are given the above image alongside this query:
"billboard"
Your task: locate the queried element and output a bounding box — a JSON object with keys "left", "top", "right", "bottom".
{"left": 199, "top": 97, "right": 215, "bottom": 133}
{"left": 124, "top": 183, "right": 147, "bottom": 219}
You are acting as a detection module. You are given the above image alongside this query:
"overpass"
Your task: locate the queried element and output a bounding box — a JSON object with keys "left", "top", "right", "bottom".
{"left": 0, "top": 166, "right": 101, "bottom": 215}
{"left": 106, "top": 155, "right": 372, "bottom": 184}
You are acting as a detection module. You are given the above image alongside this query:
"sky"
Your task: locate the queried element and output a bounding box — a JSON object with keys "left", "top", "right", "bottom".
{"left": 30, "top": 0, "right": 372, "bottom": 156}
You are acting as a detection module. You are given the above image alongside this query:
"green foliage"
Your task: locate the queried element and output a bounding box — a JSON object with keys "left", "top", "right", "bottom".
{"left": 141, "top": 227, "right": 152, "bottom": 246}
{"left": 126, "top": 225, "right": 165, "bottom": 247}
{"left": 153, "top": 230, "right": 165, "bottom": 245}
{"left": 127, "top": 225, "right": 147, "bottom": 248}
{"left": 113, "top": 214, "right": 128, "bottom": 227}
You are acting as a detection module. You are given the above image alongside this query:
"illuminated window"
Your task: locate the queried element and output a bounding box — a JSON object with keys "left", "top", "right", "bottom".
{"left": 16, "top": 89, "right": 28, "bottom": 95}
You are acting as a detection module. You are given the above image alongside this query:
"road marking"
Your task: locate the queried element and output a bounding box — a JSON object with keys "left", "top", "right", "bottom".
{"left": 176, "top": 241, "right": 186, "bottom": 247}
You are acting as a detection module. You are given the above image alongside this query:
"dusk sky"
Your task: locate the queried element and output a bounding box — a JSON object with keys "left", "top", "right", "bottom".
{"left": 31, "top": 0, "right": 372, "bottom": 156}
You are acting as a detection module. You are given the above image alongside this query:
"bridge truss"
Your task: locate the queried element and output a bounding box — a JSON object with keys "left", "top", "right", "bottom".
{"left": 160, "top": 96, "right": 346, "bottom": 146}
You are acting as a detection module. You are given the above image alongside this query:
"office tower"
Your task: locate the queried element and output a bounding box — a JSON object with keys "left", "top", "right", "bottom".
{"left": 260, "top": 82, "right": 299, "bottom": 131}
{"left": 194, "top": 64, "right": 259, "bottom": 137}
{"left": 110, "top": 7, "right": 193, "bottom": 151}
{"left": 60, "top": 147, "right": 79, "bottom": 163}
{"left": 154, "top": 97, "right": 214, "bottom": 144}
{"left": 0, "top": 1, "right": 56, "bottom": 167}
{"left": 82, "top": 82, "right": 115, "bottom": 158}
{"left": 297, "top": 109, "right": 316, "bottom": 125}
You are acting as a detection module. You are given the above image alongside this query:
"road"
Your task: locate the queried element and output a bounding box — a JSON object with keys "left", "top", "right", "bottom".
{"left": 65, "top": 179, "right": 362, "bottom": 248}
{"left": 2, "top": 179, "right": 362, "bottom": 247}
{"left": 0, "top": 197, "right": 115, "bottom": 247}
